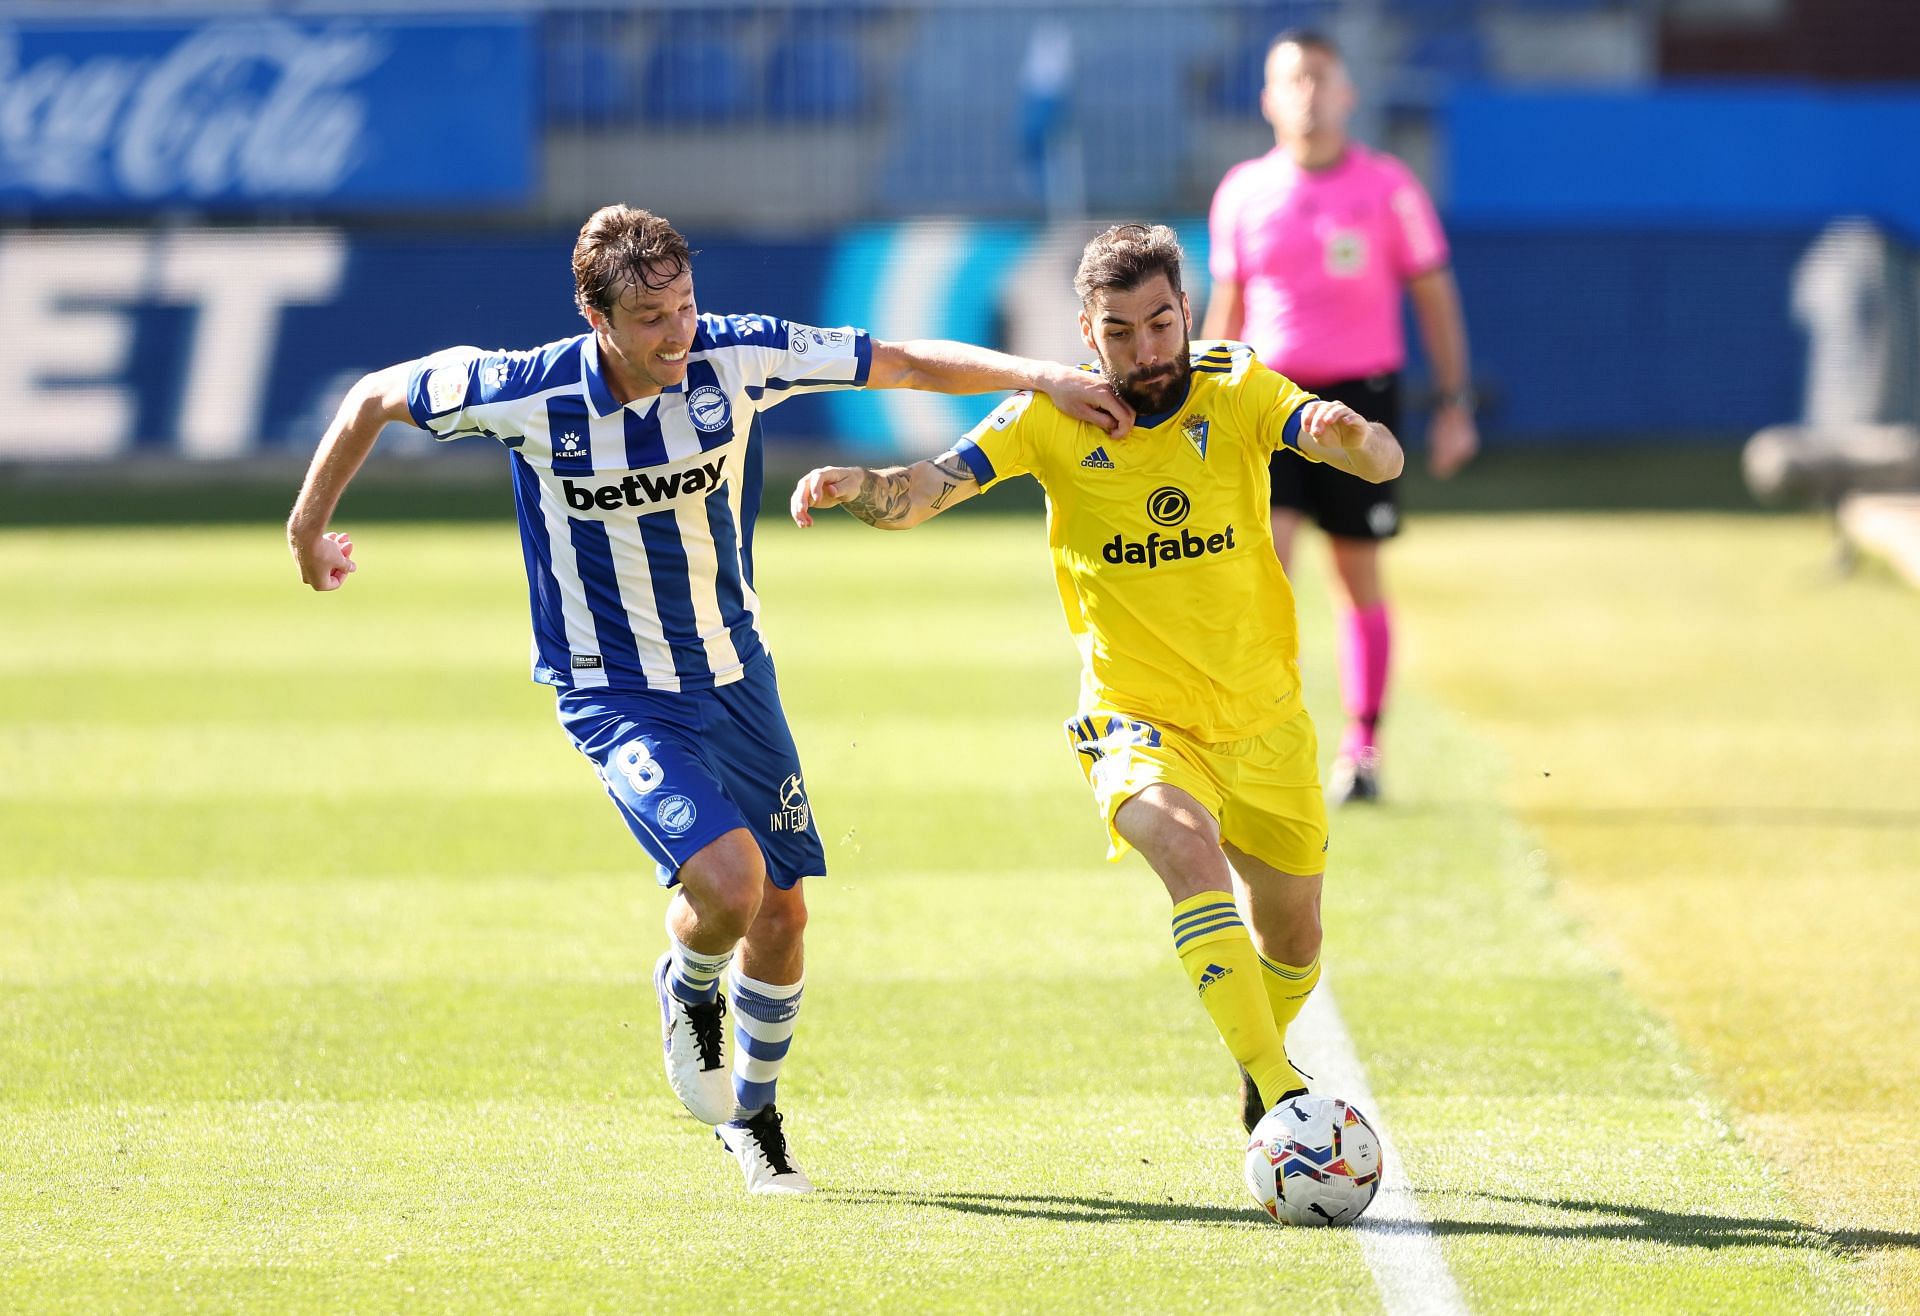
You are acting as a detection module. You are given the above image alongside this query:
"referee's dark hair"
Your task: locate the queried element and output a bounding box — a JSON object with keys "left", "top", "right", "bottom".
{"left": 1073, "top": 223, "right": 1185, "bottom": 307}
{"left": 1267, "top": 28, "right": 1341, "bottom": 61}
{"left": 573, "top": 205, "right": 696, "bottom": 319}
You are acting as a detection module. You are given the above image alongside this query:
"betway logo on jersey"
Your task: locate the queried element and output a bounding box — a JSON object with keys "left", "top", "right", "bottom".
{"left": 1102, "top": 525, "right": 1237, "bottom": 569}
{"left": 560, "top": 454, "right": 729, "bottom": 516}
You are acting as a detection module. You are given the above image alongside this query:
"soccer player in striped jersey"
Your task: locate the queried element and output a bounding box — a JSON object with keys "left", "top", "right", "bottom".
{"left": 287, "top": 205, "right": 1132, "bottom": 1194}
{"left": 793, "top": 224, "right": 1403, "bottom": 1135}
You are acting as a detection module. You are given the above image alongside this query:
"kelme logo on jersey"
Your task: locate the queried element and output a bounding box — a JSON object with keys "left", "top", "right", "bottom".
{"left": 1102, "top": 524, "right": 1238, "bottom": 569}
{"left": 561, "top": 455, "right": 728, "bottom": 514}
{"left": 686, "top": 385, "right": 731, "bottom": 434}
{"left": 1146, "top": 486, "right": 1191, "bottom": 526}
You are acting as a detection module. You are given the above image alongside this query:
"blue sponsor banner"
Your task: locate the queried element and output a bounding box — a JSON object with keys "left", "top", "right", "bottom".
{"left": 0, "top": 222, "right": 1819, "bottom": 464}
{"left": 1448, "top": 87, "right": 1920, "bottom": 243}
{"left": 0, "top": 16, "right": 534, "bottom": 211}
{"left": 0, "top": 227, "right": 836, "bottom": 463}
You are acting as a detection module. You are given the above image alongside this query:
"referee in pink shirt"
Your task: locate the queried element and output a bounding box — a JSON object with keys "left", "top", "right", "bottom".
{"left": 1203, "top": 28, "right": 1477, "bottom": 805}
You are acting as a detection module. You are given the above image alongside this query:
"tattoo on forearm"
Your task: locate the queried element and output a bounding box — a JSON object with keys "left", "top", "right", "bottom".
{"left": 929, "top": 451, "right": 975, "bottom": 514}
{"left": 845, "top": 470, "right": 914, "bottom": 526}
{"left": 925, "top": 450, "right": 975, "bottom": 514}
{"left": 930, "top": 451, "right": 975, "bottom": 484}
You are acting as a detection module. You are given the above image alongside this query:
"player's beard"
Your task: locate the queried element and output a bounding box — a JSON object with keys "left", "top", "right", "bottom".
{"left": 1114, "top": 348, "right": 1192, "bottom": 415}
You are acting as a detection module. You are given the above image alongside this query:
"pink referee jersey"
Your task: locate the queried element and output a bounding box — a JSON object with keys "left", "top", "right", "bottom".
{"left": 1208, "top": 143, "right": 1449, "bottom": 388}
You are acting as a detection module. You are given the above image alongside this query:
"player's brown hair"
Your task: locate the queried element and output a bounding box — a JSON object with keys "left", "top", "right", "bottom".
{"left": 1073, "top": 223, "right": 1185, "bottom": 306}
{"left": 572, "top": 205, "right": 695, "bottom": 319}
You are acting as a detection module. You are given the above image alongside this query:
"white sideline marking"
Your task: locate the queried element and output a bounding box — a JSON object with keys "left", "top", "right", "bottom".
{"left": 1293, "top": 976, "right": 1470, "bottom": 1316}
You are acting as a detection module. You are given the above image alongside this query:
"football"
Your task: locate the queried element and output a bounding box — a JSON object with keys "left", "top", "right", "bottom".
{"left": 1243, "top": 1093, "right": 1385, "bottom": 1226}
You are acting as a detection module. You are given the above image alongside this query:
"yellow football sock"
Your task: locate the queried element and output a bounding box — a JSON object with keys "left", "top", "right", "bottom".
{"left": 1258, "top": 951, "right": 1322, "bottom": 1044}
{"left": 1169, "top": 893, "right": 1304, "bottom": 1106}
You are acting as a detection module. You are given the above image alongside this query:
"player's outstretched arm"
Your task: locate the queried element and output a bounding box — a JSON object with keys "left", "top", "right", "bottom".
{"left": 866, "top": 339, "right": 1134, "bottom": 437}
{"left": 790, "top": 449, "right": 981, "bottom": 531}
{"left": 287, "top": 362, "right": 415, "bottom": 591}
{"left": 1293, "top": 399, "right": 1406, "bottom": 484}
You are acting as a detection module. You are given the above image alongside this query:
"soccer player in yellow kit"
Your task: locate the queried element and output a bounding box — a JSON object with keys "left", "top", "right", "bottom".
{"left": 790, "top": 224, "right": 1403, "bottom": 1128}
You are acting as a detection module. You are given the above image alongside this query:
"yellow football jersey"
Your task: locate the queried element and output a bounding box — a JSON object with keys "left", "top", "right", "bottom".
{"left": 953, "top": 340, "right": 1320, "bottom": 743}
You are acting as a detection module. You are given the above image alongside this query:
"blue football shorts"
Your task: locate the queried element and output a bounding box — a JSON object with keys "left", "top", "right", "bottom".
{"left": 555, "top": 655, "right": 825, "bottom": 890}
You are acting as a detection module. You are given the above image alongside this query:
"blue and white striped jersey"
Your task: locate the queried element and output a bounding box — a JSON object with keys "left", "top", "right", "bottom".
{"left": 405, "top": 313, "right": 872, "bottom": 692}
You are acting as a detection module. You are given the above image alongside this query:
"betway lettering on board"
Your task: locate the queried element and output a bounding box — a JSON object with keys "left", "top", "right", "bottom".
{"left": 0, "top": 230, "right": 344, "bottom": 459}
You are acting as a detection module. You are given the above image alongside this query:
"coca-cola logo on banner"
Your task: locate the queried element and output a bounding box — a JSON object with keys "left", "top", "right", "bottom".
{"left": 0, "top": 17, "right": 531, "bottom": 207}
{"left": 0, "top": 22, "right": 382, "bottom": 199}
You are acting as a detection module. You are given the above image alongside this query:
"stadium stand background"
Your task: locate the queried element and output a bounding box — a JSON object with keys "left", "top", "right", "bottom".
{"left": 0, "top": 0, "right": 1916, "bottom": 473}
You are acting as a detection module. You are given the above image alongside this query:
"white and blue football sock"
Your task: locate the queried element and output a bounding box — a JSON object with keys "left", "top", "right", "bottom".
{"left": 729, "top": 970, "right": 803, "bottom": 1120}
{"left": 667, "top": 934, "right": 733, "bottom": 1006}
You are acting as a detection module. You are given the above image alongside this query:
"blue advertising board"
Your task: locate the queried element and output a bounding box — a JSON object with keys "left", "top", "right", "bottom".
{"left": 0, "top": 16, "right": 534, "bottom": 211}
{"left": 0, "top": 221, "right": 1818, "bottom": 465}
{"left": 1448, "top": 87, "right": 1920, "bottom": 243}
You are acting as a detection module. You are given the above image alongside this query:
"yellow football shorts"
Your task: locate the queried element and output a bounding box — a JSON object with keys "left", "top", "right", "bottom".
{"left": 1065, "top": 705, "right": 1329, "bottom": 876}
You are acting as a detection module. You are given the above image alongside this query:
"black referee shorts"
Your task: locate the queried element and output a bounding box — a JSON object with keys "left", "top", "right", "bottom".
{"left": 1270, "top": 373, "right": 1402, "bottom": 542}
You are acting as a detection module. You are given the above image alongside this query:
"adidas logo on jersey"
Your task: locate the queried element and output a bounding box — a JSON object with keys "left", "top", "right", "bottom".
{"left": 1080, "top": 446, "right": 1116, "bottom": 469}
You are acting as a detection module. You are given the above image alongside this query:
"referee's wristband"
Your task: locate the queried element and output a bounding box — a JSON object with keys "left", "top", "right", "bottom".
{"left": 1432, "top": 388, "right": 1476, "bottom": 412}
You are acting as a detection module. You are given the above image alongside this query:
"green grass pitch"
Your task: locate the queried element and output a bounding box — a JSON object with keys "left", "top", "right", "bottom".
{"left": 0, "top": 511, "right": 1888, "bottom": 1312}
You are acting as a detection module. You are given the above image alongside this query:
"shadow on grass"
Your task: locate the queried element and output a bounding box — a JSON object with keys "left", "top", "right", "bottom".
{"left": 830, "top": 1188, "right": 1920, "bottom": 1255}
{"left": 826, "top": 1188, "right": 1255, "bottom": 1229}
{"left": 1434, "top": 1194, "right": 1920, "bottom": 1256}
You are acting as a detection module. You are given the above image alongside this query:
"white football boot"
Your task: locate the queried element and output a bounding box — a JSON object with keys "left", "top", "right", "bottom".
{"left": 716, "top": 1106, "right": 814, "bottom": 1195}
{"left": 652, "top": 951, "right": 735, "bottom": 1125}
